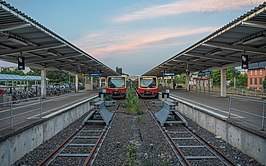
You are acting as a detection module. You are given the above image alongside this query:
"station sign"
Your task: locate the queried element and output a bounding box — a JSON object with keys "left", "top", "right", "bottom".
{"left": 89, "top": 73, "right": 101, "bottom": 77}
{"left": 198, "top": 71, "right": 211, "bottom": 76}
{"left": 163, "top": 73, "right": 175, "bottom": 77}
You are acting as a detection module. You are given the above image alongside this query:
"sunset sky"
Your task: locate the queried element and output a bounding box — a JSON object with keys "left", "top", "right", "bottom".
{"left": 2, "top": 0, "right": 265, "bottom": 75}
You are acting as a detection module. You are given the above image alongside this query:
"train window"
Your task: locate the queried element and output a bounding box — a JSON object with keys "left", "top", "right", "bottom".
{"left": 108, "top": 77, "right": 125, "bottom": 88}
{"left": 140, "top": 78, "right": 156, "bottom": 88}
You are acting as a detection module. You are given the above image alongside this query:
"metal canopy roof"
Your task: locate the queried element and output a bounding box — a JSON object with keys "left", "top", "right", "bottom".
{"left": 0, "top": 74, "right": 48, "bottom": 81}
{"left": 0, "top": 1, "right": 118, "bottom": 77}
{"left": 143, "top": 2, "right": 266, "bottom": 77}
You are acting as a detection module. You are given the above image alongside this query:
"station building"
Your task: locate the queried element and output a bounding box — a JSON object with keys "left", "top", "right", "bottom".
{"left": 248, "top": 61, "right": 266, "bottom": 89}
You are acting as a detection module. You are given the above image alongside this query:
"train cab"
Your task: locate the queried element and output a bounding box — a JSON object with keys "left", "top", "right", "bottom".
{"left": 106, "top": 76, "right": 127, "bottom": 98}
{"left": 137, "top": 76, "right": 158, "bottom": 98}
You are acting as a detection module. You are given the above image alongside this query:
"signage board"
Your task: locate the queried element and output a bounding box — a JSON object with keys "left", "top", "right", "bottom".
{"left": 89, "top": 73, "right": 101, "bottom": 77}
{"left": 163, "top": 73, "right": 175, "bottom": 77}
{"left": 198, "top": 71, "right": 211, "bottom": 76}
{"left": 18, "top": 57, "right": 25, "bottom": 70}
{"left": 241, "top": 54, "right": 248, "bottom": 69}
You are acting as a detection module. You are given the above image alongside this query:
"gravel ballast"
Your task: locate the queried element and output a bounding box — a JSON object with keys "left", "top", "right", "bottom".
{"left": 149, "top": 99, "right": 263, "bottom": 166}
{"left": 12, "top": 98, "right": 263, "bottom": 165}
{"left": 93, "top": 100, "right": 179, "bottom": 165}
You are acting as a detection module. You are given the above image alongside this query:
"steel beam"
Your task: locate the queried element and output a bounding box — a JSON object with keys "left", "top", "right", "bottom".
{"left": 0, "top": 23, "right": 31, "bottom": 31}
{"left": 170, "top": 59, "right": 222, "bottom": 67}
{"left": 0, "top": 43, "right": 65, "bottom": 56}
{"left": 203, "top": 42, "right": 266, "bottom": 55}
{"left": 184, "top": 53, "right": 239, "bottom": 62}
{"left": 27, "top": 53, "right": 83, "bottom": 64}
{"left": 242, "top": 20, "right": 266, "bottom": 29}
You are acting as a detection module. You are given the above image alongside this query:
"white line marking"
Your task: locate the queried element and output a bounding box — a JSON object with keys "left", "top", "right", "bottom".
{"left": 0, "top": 92, "right": 96, "bottom": 113}
{"left": 169, "top": 94, "right": 244, "bottom": 119}
{"left": 27, "top": 95, "right": 97, "bottom": 119}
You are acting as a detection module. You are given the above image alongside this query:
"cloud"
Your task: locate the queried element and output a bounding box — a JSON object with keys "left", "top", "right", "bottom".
{"left": 114, "top": 0, "right": 265, "bottom": 22}
{"left": 74, "top": 27, "right": 215, "bottom": 57}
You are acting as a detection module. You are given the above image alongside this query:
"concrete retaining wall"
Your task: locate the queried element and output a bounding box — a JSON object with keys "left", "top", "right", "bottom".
{"left": 0, "top": 97, "right": 95, "bottom": 166}
{"left": 178, "top": 102, "right": 266, "bottom": 165}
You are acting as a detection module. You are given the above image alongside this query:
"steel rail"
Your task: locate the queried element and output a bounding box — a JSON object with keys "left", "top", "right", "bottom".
{"left": 83, "top": 127, "right": 106, "bottom": 165}
{"left": 85, "top": 101, "right": 121, "bottom": 165}
{"left": 38, "top": 125, "right": 85, "bottom": 166}
{"left": 161, "top": 126, "right": 191, "bottom": 166}
{"left": 38, "top": 107, "right": 108, "bottom": 166}
{"left": 144, "top": 101, "right": 190, "bottom": 166}
{"left": 185, "top": 127, "right": 236, "bottom": 166}
{"left": 145, "top": 100, "right": 236, "bottom": 166}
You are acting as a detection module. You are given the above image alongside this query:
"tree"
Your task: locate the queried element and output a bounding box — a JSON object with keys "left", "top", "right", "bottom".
{"left": 0, "top": 68, "right": 25, "bottom": 75}
{"left": 210, "top": 70, "right": 220, "bottom": 86}
{"left": 174, "top": 74, "right": 186, "bottom": 84}
{"left": 237, "top": 73, "right": 247, "bottom": 87}
{"left": 27, "top": 68, "right": 73, "bottom": 83}
{"left": 27, "top": 68, "right": 41, "bottom": 76}
{"left": 210, "top": 68, "right": 247, "bottom": 87}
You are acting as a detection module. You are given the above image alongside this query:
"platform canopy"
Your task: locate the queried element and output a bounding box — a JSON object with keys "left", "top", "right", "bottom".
{"left": 0, "top": 74, "right": 48, "bottom": 81}
{"left": 0, "top": 1, "right": 118, "bottom": 77}
{"left": 143, "top": 2, "right": 266, "bottom": 76}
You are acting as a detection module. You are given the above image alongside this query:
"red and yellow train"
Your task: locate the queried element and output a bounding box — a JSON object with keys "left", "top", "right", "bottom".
{"left": 106, "top": 76, "right": 127, "bottom": 99}
{"left": 137, "top": 76, "right": 158, "bottom": 98}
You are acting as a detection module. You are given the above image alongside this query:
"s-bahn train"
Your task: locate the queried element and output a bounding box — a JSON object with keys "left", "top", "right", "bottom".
{"left": 137, "top": 76, "right": 158, "bottom": 98}
{"left": 106, "top": 76, "right": 127, "bottom": 98}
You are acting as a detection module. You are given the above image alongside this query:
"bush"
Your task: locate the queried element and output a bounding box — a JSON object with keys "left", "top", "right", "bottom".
{"left": 125, "top": 88, "right": 142, "bottom": 115}
{"left": 126, "top": 140, "right": 138, "bottom": 166}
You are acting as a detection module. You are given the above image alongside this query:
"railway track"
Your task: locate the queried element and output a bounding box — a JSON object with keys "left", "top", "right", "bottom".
{"left": 39, "top": 102, "right": 119, "bottom": 166}
{"left": 144, "top": 100, "right": 236, "bottom": 166}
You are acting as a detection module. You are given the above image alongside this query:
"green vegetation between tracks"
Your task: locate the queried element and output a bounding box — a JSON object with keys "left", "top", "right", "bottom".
{"left": 125, "top": 88, "right": 143, "bottom": 115}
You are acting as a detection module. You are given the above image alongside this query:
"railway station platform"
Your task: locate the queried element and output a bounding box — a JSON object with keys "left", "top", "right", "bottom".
{"left": 161, "top": 89, "right": 266, "bottom": 164}
{"left": 165, "top": 89, "right": 266, "bottom": 136}
{"left": 0, "top": 90, "right": 98, "bottom": 140}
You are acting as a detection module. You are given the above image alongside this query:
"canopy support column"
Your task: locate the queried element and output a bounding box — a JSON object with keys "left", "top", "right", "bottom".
{"left": 186, "top": 74, "right": 190, "bottom": 91}
{"left": 221, "top": 68, "right": 227, "bottom": 97}
{"left": 91, "top": 77, "right": 93, "bottom": 90}
{"left": 75, "top": 75, "right": 78, "bottom": 92}
{"left": 99, "top": 77, "right": 102, "bottom": 88}
{"left": 41, "top": 69, "right": 46, "bottom": 98}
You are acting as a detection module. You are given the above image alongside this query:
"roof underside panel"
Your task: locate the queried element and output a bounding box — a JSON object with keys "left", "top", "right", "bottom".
{"left": 0, "top": 1, "right": 118, "bottom": 76}
{"left": 143, "top": 2, "right": 266, "bottom": 77}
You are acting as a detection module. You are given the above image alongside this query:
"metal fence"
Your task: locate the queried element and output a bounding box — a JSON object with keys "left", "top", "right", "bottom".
{"left": 0, "top": 97, "right": 42, "bottom": 132}
{"left": 228, "top": 96, "right": 265, "bottom": 131}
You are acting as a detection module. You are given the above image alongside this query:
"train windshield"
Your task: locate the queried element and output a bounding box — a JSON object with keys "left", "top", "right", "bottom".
{"left": 108, "top": 77, "right": 125, "bottom": 88}
{"left": 140, "top": 78, "right": 156, "bottom": 88}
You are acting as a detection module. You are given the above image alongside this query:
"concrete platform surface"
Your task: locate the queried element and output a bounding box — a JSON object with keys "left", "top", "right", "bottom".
{"left": 0, "top": 91, "right": 98, "bottom": 139}
{"left": 165, "top": 89, "right": 266, "bottom": 137}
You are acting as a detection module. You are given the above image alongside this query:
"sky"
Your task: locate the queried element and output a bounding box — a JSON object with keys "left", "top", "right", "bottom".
{"left": 1, "top": 0, "right": 265, "bottom": 75}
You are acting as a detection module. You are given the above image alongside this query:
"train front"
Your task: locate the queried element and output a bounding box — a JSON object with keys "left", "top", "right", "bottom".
{"left": 138, "top": 76, "right": 158, "bottom": 98}
{"left": 106, "top": 76, "right": 126, "bottom": 99}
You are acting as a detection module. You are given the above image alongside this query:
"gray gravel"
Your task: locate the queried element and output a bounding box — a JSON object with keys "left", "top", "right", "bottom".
{"left": 93, "top": 100, "right": 180, "bottom": 165}
{"left": 149, "top": 99, "right": 263, "bottom": 166}
{"left": 185, "top": 116, "right": 263, "bottom": 166}
{"left": 12, "top": 108, "right": 105, "bottom": 166}
{"left": 12, "top": 98, "right": 262, "bottom": 166}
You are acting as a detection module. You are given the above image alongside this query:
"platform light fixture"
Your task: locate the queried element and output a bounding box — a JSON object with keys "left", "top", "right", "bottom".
{"left": 241, "top": 21, "right": 266, "bottom": 29}
{"left": 47, "top": 49, "right": 60, "bottom": 56}
{"left": 206, "top": 48, "right": 222, "bottom": 56}
{"left": 192, "top": 57, "right": 200, "bottom": 61}
{"left": 8, "top": 36, "right": 28, "bottom": 46}
{"left": 67, "top": 59, "right": 75, "bottom": 62}
{"left": 242, "top": 35, "right": 265, "bottom": 44}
